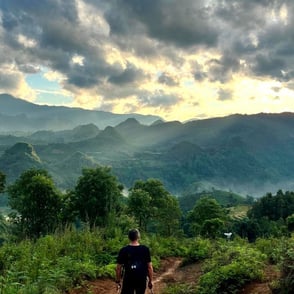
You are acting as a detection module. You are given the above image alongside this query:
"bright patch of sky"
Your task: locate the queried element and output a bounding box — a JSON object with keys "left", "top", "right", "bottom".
{"left": 26, "top": 69, "right": 73, "bottom": 105}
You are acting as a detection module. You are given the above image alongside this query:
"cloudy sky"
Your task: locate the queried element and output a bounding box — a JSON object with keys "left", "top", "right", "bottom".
{"left": 1, "top": 0, "right": 294, "bottom": 121}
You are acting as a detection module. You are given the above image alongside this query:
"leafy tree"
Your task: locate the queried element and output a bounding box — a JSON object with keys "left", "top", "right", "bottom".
{"left": 129, "top": 179, "right": 181, "bottom": 236}
{"left": 156, "top": 194, "right": 181, "bottom": 236}
{"left": 232, "top": 218, "right": 261, "bottom": 242}
{"left": 71, "top": 166, "right": 123, "bottom": 227}
{"left": 8, "top": 168, "right": 62, "bottom": 238}
{"left": 128, "top": 189, "right": 152, "bottom": 231}
{"left": 187, "top": 196, "right": 227, "bottom": 237}
{"left": 286, "top": 214, "right": 294, "bottom": 232}
{"left": 200, "top": 218, "right": 225, "bottom": 239}
{"left": 0, "top": 171, "right": 5, "bottom": 193}
{"left": 248, "top": 190, "right": 294, "bottom": 221}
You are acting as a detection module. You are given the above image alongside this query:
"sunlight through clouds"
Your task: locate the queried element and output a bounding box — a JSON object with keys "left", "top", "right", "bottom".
{"left": 1, "top": 0, "right": 294, "bottom": 121}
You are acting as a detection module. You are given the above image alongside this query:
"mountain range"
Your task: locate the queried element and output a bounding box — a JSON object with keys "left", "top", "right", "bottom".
{"left": 0, "top": 93, "right": 160, "bottom": 132}
{"left": 1, "top": 93, "right": 294, "bottom": 197}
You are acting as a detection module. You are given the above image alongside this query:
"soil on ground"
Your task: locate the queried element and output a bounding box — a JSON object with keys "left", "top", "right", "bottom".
{"left": 68, "top": 258, "right": 280, "bottom": 294}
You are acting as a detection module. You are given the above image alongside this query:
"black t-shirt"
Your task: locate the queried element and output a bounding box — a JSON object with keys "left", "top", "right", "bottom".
{"left": 117, "top": 245, "right": 151, "bottom": 281}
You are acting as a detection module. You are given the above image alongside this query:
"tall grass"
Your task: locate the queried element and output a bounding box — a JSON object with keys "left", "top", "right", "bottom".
{"left": 0, "top": 227, "right": 122, "bottom": 293}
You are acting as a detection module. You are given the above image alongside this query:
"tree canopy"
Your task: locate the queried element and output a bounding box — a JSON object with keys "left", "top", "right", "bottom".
{"left": 8, "top": 168, "right": 62, "bottom": 238}
{"left": 71, "top": 166, "right": 123, "bottom": 227}
{"left": 187, "top": 196, "right": 227, "bottom": 237}
{"left": 248, "top": 190, "right": 294, "bottom": 221}
{"left": 129, "top": 179, "right": 181, "bottom": 235}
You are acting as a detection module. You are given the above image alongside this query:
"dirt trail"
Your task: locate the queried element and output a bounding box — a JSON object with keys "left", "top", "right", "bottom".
{"left": 68, "top": 257, "right": 199, "bottom": 294}
{"left": 68, "top": 259, "right": 280, "bottom": 294}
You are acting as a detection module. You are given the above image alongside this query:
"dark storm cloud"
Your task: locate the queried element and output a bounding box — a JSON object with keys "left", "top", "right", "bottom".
{"left": 0, "top": 0, "right": 111, "bottom": 90}
{"left": 107, "top": 0, "right": 219, "bottom": 48}
{"left": 251, "top": 54, "right": 285, "bottom": 77}
{"left": 206, "top": 54, "right": 241, "bottom": 83}
{"left": 108, "top": 63, "right": 146, "bottom": 85}
{"left": 1, "top": 0, "right": 294, "bottom": 103}
{"left": 214, "top": 0, "right": 294, "bottom": 83}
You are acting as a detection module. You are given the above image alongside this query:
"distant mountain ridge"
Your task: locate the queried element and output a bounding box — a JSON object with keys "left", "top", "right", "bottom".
{"left": 0, "top": 94, "right": 161, "bottom": 131}
{"left": 2, "top": 93, "right": 294, "bottom": 197}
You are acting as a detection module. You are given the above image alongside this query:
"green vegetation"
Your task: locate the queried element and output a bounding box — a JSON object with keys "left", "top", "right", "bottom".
{"left": 197, "top": 242, "right": 266, "bottom": 293}
{"left": 128, "top": 179, "right": 181, "bottom": 236}
{"left": 0, "top": 171, "right": 5, "bottom": 193}
{"left": 0, "top": 167, "right": 293, "bottom": 293}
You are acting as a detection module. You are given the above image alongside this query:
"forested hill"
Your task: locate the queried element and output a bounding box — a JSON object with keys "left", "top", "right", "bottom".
{"left": 1, "top": 94, "right": 294, "bottom": 196}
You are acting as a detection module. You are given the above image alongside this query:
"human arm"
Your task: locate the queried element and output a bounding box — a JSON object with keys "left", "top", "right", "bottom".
{"left": 115, "top": 263, "right": 123, "bottom": 285}
{"left": 147, "top": 261, "right": 153, "bottom": 289}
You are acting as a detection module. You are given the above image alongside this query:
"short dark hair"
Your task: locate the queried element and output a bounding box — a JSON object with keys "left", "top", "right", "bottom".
{"left": 128, "top": 229, "right": 140, "bottom": 241}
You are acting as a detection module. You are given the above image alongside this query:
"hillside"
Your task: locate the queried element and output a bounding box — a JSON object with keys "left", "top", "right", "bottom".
{"left": 0, "top": 94, "right": 160, "bottom": 131}
{"left": 1, "top": 104, "right": 294, "bottom": 196}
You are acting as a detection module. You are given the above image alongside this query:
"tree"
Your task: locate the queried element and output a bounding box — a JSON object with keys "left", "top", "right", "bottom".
{"left": 128, "top": 189, "right": 152, "bottom": 232}
{"left": 286, "top": 214, "right": 294, "bottom": 232}
{"left": 71, "top": 166, "right": 123, "bottom": 227}
{"left": 129, "top": 179, "right": 181, "bottom": 236}
{"left": 187, "top": 196, "right": 227, "bottom": 237}
{"left": 248, "top": 190, "right": 294, "bottom": 221}
{"left": 200, "top": 218, "right": 225, "bottom": 239}
{"left": 8, "top": 168, "right": 62, "bottom": 238}
{"left": 0, "top": 171, "right": 5, "bottom": 193}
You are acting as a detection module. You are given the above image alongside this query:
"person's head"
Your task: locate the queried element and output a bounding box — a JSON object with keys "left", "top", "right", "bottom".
{"left": 128, "top": 229, "right": 140, "bottom": 242}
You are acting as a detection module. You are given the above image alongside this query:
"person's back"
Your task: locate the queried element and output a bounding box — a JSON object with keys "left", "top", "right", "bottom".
{"left": 116, "top": 229, "right": 153, "bottom": 294}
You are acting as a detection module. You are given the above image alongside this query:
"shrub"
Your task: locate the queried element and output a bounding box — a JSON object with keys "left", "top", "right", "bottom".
{"left": 197, "top": 242, "right": 266, "bottom": 294}
{"left": 279, "top": 238, "right": 294, "bottom": 293}
{"left": 182, "top": 237, "right": 211, "bottom": 265}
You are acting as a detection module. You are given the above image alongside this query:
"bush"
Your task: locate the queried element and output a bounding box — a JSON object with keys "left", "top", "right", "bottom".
{"left": 197, "top": 241, "right": 266, "bottom": 294}
{"left": 0, "top": 228, "right": 120, "bottom": 292}
{"left": 254, "top": 237, "right": 287, "bottom": 264}
{"left": 182, "top": 237, "right": 211, "bottom": 265}
{"left": 279, "top": 238, "right": 294, "bottom": 293}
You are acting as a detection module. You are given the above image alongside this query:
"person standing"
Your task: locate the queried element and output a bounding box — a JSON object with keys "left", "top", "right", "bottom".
{"left": 116, "top": 229, "right": 153, "bottom": 294}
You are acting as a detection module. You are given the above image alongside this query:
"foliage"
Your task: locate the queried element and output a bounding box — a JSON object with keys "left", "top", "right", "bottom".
{"left": 187, "top": 197, "right": 227, "bottom": 237}
{"left": 129, "top": 179, "right": 182, "bottom": 236}
{"left": 286, "top": 214, "right": 294, "bottom": 231}
{"left": 182, "top": 237, "right": 212, "bottom": 265}
{"left": 279, "top": 237, "right": 294, "bottom": 293}
{"left": 197, "top": 241, "right": 266, "bottom": 294}
{"left": 1, "top": 165, "right": 294, "bottom": 293}
{"left": 162, "top": 283, "right": 196, "bottom": 294}
{"left": 248, "top": 190, "right": 294, "bottom": 221}
{"left": 70, "top": 166, "right": 123, "bottom": 227}
{"left": 0, "top": 228, "right": 120, "bottom": 293}
{"left": 254, "top": 237, "right": 288, "bottom": 264}
{"left": 180, "top": 188, "right": 247, "bottom": 213}
{"left": 7, "top": 169, "right": 63, "bottom": 238}
{"left": 127, "top": 189, "right": 151, "bottom": 231}
{"left": 0, "top": 171, "right": 5, "bottom": 193}
{"left": 232, "top": 216, "right": 289, "bottom": 242}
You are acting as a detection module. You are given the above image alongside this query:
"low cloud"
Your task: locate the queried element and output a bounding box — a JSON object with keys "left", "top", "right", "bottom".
{"left": 138, "top": 91, "right": 181, "bottom": 109}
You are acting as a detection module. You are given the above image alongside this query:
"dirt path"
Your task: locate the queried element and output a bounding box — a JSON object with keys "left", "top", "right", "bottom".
{"left": 68, "top": 257, "right": 201, "bottom": 294}
{"left": 68, "top": 259, "right": 280, "bottom": 294}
